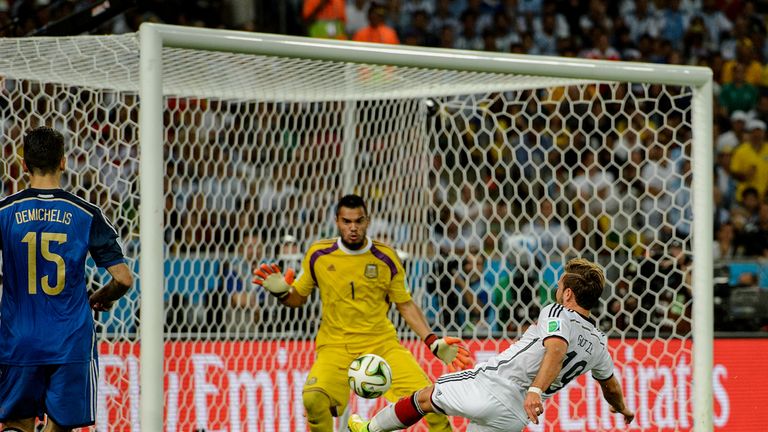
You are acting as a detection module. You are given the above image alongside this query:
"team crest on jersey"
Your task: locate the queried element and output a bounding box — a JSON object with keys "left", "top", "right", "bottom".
{"left": 547, "top": 319, "right": 562, "bottom": 333}
{"left": 365, "top": 264, "right": 378, "bottom": 278}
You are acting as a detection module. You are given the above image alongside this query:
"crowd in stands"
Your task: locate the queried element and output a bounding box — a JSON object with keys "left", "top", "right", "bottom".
{"left": 1, "top": 0, "right": 768, "bottom": 336}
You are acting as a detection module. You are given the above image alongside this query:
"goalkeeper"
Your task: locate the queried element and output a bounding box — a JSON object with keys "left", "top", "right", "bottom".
{"left": 254, "top": 194, "right": 472, "bottom": 432}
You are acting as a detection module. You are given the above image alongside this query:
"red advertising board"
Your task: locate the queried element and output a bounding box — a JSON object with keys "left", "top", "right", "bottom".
{"left": 89, "top": 338, "right": 767, "bottom": 431}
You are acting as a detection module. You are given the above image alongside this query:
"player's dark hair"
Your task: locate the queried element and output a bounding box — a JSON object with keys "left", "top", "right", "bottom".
{"left": 23, "top": 127, "right": 65, "bottom": 175}
{"left": 563, "top": 258, "right": 605, "bottom": 310}
{"left": 335, "top": 194, "right": 367, "bottom": 216}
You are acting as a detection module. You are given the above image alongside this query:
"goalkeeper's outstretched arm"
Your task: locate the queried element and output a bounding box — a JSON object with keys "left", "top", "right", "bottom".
{"left": 277, "top": 285, "right": 308, "bottom": 308}
{"left": 395, "top": 300, "right": 474, "bottom": 371}
{"left": 253, "top": 263, "right": 308, "bottom": 308}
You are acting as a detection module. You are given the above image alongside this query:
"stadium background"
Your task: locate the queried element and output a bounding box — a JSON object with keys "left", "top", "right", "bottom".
{"left": 0, "top": 0, "right": 767, "bottom": 431}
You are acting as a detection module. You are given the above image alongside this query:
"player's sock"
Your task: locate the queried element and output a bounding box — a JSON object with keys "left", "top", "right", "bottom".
{"left": 369, "top": 392, "right": 424, "bottom": 431}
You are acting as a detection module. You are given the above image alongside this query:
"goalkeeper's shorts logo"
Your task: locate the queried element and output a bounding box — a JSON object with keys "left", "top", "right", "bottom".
{"left": 365, "top": 264, "right": 378, "bottom": 279}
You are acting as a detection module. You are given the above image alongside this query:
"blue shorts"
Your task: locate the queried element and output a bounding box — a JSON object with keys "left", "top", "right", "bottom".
{"left": 0, "top": 360, "right": 98, "bottom": 428}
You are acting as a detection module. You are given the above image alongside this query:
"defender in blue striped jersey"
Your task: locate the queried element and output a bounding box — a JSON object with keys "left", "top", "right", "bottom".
{"left": 349, "top": 259, "right": 635, "bottom": 432}
{"left": 0, "top": 127, "right": 133, "bottom": 432}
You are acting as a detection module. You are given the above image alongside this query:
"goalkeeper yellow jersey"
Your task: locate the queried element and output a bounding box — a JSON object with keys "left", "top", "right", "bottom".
{"left": 293, "top": 237, "right": 412, "bottom": 347}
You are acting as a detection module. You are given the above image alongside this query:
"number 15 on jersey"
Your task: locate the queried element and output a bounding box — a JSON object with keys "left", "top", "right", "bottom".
{"left": 21, "top": 231, "right": 67, "bottom": 295}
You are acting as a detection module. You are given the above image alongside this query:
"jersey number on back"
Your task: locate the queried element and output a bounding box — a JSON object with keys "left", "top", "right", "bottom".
{"left": 21, "top": 232, "right": 67, "bottom": 295}
{"left": 544, "top": 351, "right": 587, "bottom": 395}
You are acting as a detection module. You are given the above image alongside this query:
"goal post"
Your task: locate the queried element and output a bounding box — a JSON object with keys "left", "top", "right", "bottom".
{"left": 138, "top": 23, "right": 713, "bottom": 432}
{"left": 138, "top": 24, "right": 165, "bottom": 432}
{"left": 0, "top": 23, "right": 714, "bottom": 431}
{"left": 140, "top": 24, "right": 714, "bottom": 431}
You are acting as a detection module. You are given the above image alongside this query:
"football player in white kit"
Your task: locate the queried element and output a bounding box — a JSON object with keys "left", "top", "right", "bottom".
{"left": 349, "top": 258, "right": 635, "bottom": 432}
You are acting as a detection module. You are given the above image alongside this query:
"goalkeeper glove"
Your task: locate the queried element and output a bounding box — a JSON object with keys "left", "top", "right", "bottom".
{"left": 252, "top": 263, "right": 295, "bottom": 300}
{"left": 424, "top": 333, "right": 474, "bottom": 371}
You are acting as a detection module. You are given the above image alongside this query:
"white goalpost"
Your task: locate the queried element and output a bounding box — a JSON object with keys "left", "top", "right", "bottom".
{"left": 137, "top": 24, "right": 712, "bottom": 432}
{"left": 0, "top": 23, "right": 713, "bottom": 431}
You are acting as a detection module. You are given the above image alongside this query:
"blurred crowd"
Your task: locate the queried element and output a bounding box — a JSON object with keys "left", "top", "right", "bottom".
{"left": 1, "top": 0, "right": 768, "bottom": 337}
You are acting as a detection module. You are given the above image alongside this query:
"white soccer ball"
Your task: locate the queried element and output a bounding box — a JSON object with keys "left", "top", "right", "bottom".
{"left": 347, "top": 354, "right": 393, "bottom": 399}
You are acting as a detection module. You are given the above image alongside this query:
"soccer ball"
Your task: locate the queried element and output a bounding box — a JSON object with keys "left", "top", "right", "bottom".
{"left": 348, "top": 354, "right": 393, "bottom": 399}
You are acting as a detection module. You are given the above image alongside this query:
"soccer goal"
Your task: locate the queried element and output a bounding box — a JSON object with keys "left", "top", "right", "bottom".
{"left": 0, "top": 24, "right": 714, "bottom": 431}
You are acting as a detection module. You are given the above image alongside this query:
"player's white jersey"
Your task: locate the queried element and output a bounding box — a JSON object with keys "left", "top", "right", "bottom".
{"left": 469, "top": 303, "right": 613, "bottom": 400}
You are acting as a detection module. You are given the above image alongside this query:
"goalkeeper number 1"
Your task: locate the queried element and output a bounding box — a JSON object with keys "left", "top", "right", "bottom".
{"left": 252, "top": 194, "right": 472, "bottom": 432}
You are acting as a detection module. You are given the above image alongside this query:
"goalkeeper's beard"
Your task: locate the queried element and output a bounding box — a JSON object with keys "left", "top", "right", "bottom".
{"left": 341, "top": 236, "right": 365, "bottom": 250}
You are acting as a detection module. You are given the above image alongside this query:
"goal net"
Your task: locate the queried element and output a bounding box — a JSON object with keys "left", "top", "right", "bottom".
{"left": 0, "top": 27, "right": 713, "bottom": 431}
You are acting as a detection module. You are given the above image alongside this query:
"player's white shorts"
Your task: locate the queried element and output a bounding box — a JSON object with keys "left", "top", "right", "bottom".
{"left": 431, "top": 369, "right": 529, "bottom": 432}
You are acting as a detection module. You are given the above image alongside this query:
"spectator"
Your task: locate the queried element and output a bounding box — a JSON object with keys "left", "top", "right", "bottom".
{"left": 531, "top": 12, "right": 559, "bottom": 55}
{"left": 437, "top": 23, "right": 457, "bottom": 48}
{"left": 352, "top": 2, "right": 399, "bottom": 44}
{"left": 639, "top": 141, "right": 676, "bottom": 241}
{"left": 721, "top": 38, "right": 764, "bottom": 85}
{"left": 206, "top": 231, "right": 264, "bottom": 336}
{"left": 276, "top": 234, "right": 303, "bottom": 275}
{"left": 682, "top": 16, "right": 710, "bottom": 64}
{"left": 426, "top": 257, "right": 463, "bottom": 332}
{"left": 713, "top": 221, "right": 739, "bottom": 259}
{"left": 602, "top": 148, "right": 644, "bottom": 256}
{"left": 451, "top": 181, "right": 485, "bottom": 242}
{"left": 492, "top": 248, "right": 542, "bottom": 334}
{"left": 659, "top": 0, "right": 688, "bottom": 51}
{"left": 345, "top": 0, "right": 370, "bottom": 36}
{"left": 613, "top": 126, "right": 644, "bottom": 164}
{"left": 714, "top": 143, "right": 738, "bottom": 210}
{"left": 435, "top": 219, "right": 481, "bottom": 255}
{"left": 743, "top": 2, "right": 768, "bottom": 58}
{"left": 720, "top": 15, "right": 750, "bottom": 61}
{"left": 624, "top": 0, "right": 661, "bottom": 43}
{"left": 601, "top": 278, "right": 641, "bottom": 334}
{"left": 714, "top": 184, "right": 733, "bottom": 231}
{"left": 729, "top": 120, "right": 768, "bottom": 201}
{"left": 635, "top": 240, "right": 692, "bottom": 334}
{"left": 519, "top": 196, "right": 573, "bottom": 262}
{"left": 402, "top": 9, "right": 439, "bottom": 47}
{"left": 719, "top": 63, "right": 759, "bottom": 115}
{"left": 400, "top": 0, "right": 435, "bottom": 22}
{"left": 258, "top": 164, "right": 299, "bottom": 213}
{"left": 455, "top": 9, "right": 484, "bottom": 50}
{"left": 750, "top": 93, "right": 768, "bottom": 123}
{"left": 670, "top": 159, "right": 693, "bottom": 240}
{"left": 429, "top": 0, "right": 461, "bottom": 36}
{"left": 303, "top": 0, "right": 347, "bottom": 39}
{"left": 518, "top": 0, "right": 544, "bottom": 17}
{"left": 491, "top": 10, "right": 522, "bottom": 52}
{"left": 739, "top": 202, "right": 768, "bottom": 257}
{"left": 717, "top": 109, "right": 748, "bottom": 154}
{"left": 679, "top": 0, "right": 703, "bottom": 15}
{"left": 454, "top": 252, "right": 495, "bottom": 334}
{"left": 731, "top": 186, "right": 761, "bottom": 233}
{"left": 580, "top": 28, "right": 620, "bottom": 60}
{"left": 569, "top": 149, "right": 619, "bottom": 249}
{"left": 579, "top": 0, "right": 613, "bottom": 37}
{"left": 531, "top": 1, "right": 569, "bottom": 40}
{"left": 695, "top": 0, "right": 733, "bottom": 49}
{"left": 461, "top": 0, "right": 495, "bottom": 30}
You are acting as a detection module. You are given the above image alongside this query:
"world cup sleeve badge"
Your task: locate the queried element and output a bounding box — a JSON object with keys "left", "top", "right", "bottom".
{"left": 547, "top": 318, "right": 562, "bottom": 334}
{"left": 365, "top": 264, "right": 378, "bottom": 279}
